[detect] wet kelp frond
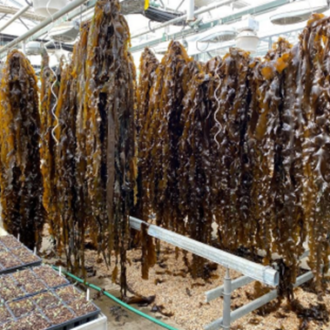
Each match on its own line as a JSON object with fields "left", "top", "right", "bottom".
{"left": 39, "top": 1, "right": 136, "bottom": 294}
{"left": 134, "top": 48, "right": 159, "bottom": 223}
{"left": 136, "top": 14, "right": 330, "bottom": 294}
{"left": 299, "top": 14, "right": 330, "bottom": 290}
{"left": 54, "top": 62, "right": 77, "bottom": 268}
{"left": 71, "top": 21, "right": 91, "bottom": 275}
{"left": 148, "top": 41, "right": 195, "bottom": 233}
{"left": 85, "top": 0, "right": 136, "bottom": 295}
{"left": 0, "top": 50, "right": 45, "bottom": 250}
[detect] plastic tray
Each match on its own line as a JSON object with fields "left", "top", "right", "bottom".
{"left": 11, "top": 269, "right": 48, "bottom": 298}
{"left": 46, "top": 303, "right": 100, "bottom": 330}
{"left": 31, "top": 265, "right": 70, "bottom": 290}
{"left": 0, "top": 239, "right": 42, "bottom": 275}
{"left": 5, "top": 291, "right": 101, "bottom": 330}
{"left": 0, "top": 303, "right": 15, "bottom": 326}
{"left": 0, "top": 265, "right": 69, "bottom": 303}
{"left": 0, "top": 235, "right": 24, "bottom": 250}
{"left": 0, "top": 259, "right": 42, "bottom": 275}
{"left": 48, "top": 285, "right": 101, "bottom": 330}
{"left": 0, "top": 273, "right": 29, "bottom": 302}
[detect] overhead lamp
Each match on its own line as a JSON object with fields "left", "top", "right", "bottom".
{"left": 25, "top": 41, "right": 43, "bottom": 56}
{"left": 196, "top": 25, "right": 237, "bottom": 43}
{"left": 33, "top": 0, "right": 69, "bottom": 17}
{"left": 236, "top": 15, "right": 260, "bottom": 53}
{"left": 236, "top": 30, "right": 259, "bottom": 53}
{"left": 270, "top": 0, "right": 329, "bottom": 25}
{"left": 48, "top": 21, "right": 80, "bottom": 43}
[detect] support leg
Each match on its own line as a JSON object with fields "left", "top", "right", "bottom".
{"left": 222, "top": 268, "right": 231, "bottom": 329}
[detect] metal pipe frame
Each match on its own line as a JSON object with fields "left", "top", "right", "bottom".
{"left": 0, "top": 0, "right": 91, "bottom": 57}
{"left": 130, "top": 0, "right": 290, "bottom": 53}
{"left": 206, "top": 248, "right": 311, "bottom": 303}
{"left": 222, "top": 269, "right": 231, "bottom": 330}
{"left": 187, "top": 0, "right": 195, "bottom": 22}
{"left": 204, "top": 271, "right": 314, "bottom": 330}
{"left": 26, "top": 0, "right": 96, "bottom": 43}
{"left": 0, "top": 4, "right": 44, "bottom": 21}
{"left": 130, "top": 217, "right": 279, "bottom": 287}
{"left": 0, "top": 4, "right": 30, "bottom": 33}
{"left": 131, "top": 0, "right": 234, "bottom": 39}
{"left": 206, "top": 275, "right": 253, "bottom": 303}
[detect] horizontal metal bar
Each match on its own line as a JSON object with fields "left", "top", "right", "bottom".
{"left": 29, "top": 0, "right": 97, "bottom": 42}
{"left": 130, "top": 0, "right": 290, "bottom": 53}
{"left": 205, "top": 276, "right": 253, "bottom": 303}
{"left": 0, "top": 4, "right": 45, "bottom": 21}
{"left": 204, "top": 271, "right": 314, "bottom": 330}
{"left": 205, "top": 249, "right": 310, "bottom": 303}
{"left": 0, "top": 0, "right": 89, "bottom": 57}
{"left": 131, "top": 0, "right": 233, "bottom": 39}
{"left": 0, "top": 5, "right": 29, "bottom": 34}
{"left": 129, "top": 217, "right": 279, "bottom": 287}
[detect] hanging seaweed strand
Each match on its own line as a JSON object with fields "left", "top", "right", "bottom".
{"left": 0, "top": 50, "right": 45, "bottom": 250}
{"left": 85, "top": 0, "right": 137, "bottom": 296}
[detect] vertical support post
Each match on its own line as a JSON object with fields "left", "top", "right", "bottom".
{"left": 187, "top": 0, "right": 195, "bottom": 22}
{"left": 222, "top": 268, "right": 231, "bottom": 329}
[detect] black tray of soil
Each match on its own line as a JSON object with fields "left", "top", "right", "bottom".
{"left": 55, "top": 285, "right": 85, "bottom": 303}
{"left": 0, "top": 245, "right": 8, "bottom": 254}
{"left": 44, "top": 304, "right": 76, "bottom": 330}
{"left": 32, "top": 266, "right": 69, "bottom": 289}
{"left": 0, "top": 252, "right": 23, "bottom": 275}
{"left": 0, "top": 304, "right": 14, "bottom": 325}
{"left": 46, "top": 298, "right": 100, "bottom": 330}
{"left": 7, "top": 297, "right": 38, "bottom": 318}
{"left": 32, "top": 292, "right": 62, "bottom": 310}
{"left": 0, "top": 285, "right": 100, "bottom": 330}
{"left": 0, "top": 247, "right": 41, "bottom": 275}
{"left": 0, "top": 275, "right": 26, "bottom": 302}
{"left": 0, "top": 235, "right": 22, "bottom": 250}
{"left": 11, "top": 246, "right": 41, "bottom": 266}
{"left": 12, "top": 269, "right": 47, "bottom": 296}
{"left": 4, "top": 311, "right": 51, "bottom": 330}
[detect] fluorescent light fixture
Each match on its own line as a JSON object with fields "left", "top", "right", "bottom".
{"left": 196, "top": 25, "right": 237, "bottom": 43}
{"left": 48, "top": 21, "right": 80, "bottom": 43}
{"left": 270, "top": 0, "right": 329, "bottom": 25}
{"left": 236, "top": 15, "right": 259, "bottom": 53}
{"left": 236, "top": 30, "right": 259, "bottom": 53}
{"left": 33, "top": 0, "right": 69, "bottom": 17}
{"left": 25, "top": 41, "right": 43, "bottom": 56}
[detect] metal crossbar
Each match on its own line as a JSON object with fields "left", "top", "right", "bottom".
{"left": 129, "top": 217, "right": 278, "bottom": 287}
{"left": 129, "top": 217, "right": 315, "bottom": 330}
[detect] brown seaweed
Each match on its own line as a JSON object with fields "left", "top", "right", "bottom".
{"left": 85, "top": 0, "right": 136, "bottom": 296}
{"left": 0, "top": 50, "right": 45, "bottom": 249}
{"left": 135, "top": 14, "right": 330, "bottom": 293}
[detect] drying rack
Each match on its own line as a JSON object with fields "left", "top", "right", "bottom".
{"left": 129, "top": 217, "right": 313, "bottom": 330}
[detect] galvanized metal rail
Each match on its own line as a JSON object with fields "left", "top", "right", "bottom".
{"left": 130, "top": 216, "right": 279, "bottom": 287}
{"left": 0, "top": 0, "right": 94, "bottom": 57}
{"left": 204, "top": 271, "right": 313, "bottom": 330}
{"left": 129, "top": 216, "right": 314, "bottom": 330}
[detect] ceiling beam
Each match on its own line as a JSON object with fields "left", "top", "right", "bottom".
{"left": 130, "top": 0, "right": 290, "bottom": 52}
